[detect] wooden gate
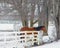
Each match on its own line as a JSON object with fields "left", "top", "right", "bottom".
{"left": 0, "top": 31, "right": 43, "bottom": 48}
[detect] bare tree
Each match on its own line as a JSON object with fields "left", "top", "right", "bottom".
{"left": 47, "top": 0, "right": 59, "bottom": 39}
{"left": 9, "top": 0, "right": 51, "bottom": 28}
{"left": 20, "top": 0, "right": 48, "bottom": 27}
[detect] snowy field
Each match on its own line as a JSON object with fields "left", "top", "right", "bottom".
{"left": 31, "top": 40, "right": 60, "bottom": 48}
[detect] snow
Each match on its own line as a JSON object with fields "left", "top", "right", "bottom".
{"left": 31, "top": 40, "right": 60, "bottom": 48}
{"left": 47, "top": 21, "right": 57, "bottom": 41}
{"left": 42, "top": 36, "right": 51, "bottom": 43}
{"left": 0, "top": 24, "right": 14, "bottom": 30}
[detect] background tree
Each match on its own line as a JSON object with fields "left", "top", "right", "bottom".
{"left": 20, "top": 0, "right": 48, "bottom": 27}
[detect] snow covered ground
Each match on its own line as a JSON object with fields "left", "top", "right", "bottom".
{"left": 31, "top": 40, "right": 60, "bottom": 48}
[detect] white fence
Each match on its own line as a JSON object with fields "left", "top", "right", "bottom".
{"left": 0, "top": 31, "right": 43, "bottom": 48}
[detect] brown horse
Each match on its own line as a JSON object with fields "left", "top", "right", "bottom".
{"left": 20, "top": 26, "right": 47, "bottom": 33}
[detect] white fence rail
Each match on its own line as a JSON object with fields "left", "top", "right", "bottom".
{"left": 0, "top": 31, "right": 43, "bottom": 48}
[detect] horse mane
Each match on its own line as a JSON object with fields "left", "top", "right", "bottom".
{"left": 34, "top": 26, "right": 45, "bottom": 31}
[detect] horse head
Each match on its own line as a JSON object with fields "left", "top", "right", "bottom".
{"left": 34, "top": 26, "right": 47, "bottom": 33}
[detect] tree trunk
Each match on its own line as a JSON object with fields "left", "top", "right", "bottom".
{"left": 21, "top": 0, "right": 28, "bottom": 27}
{"left": 57, "top": 0, "right": 60, "bottom": 39}
{"left": 30, "top": 3, "right": 35, "bottom": 27}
